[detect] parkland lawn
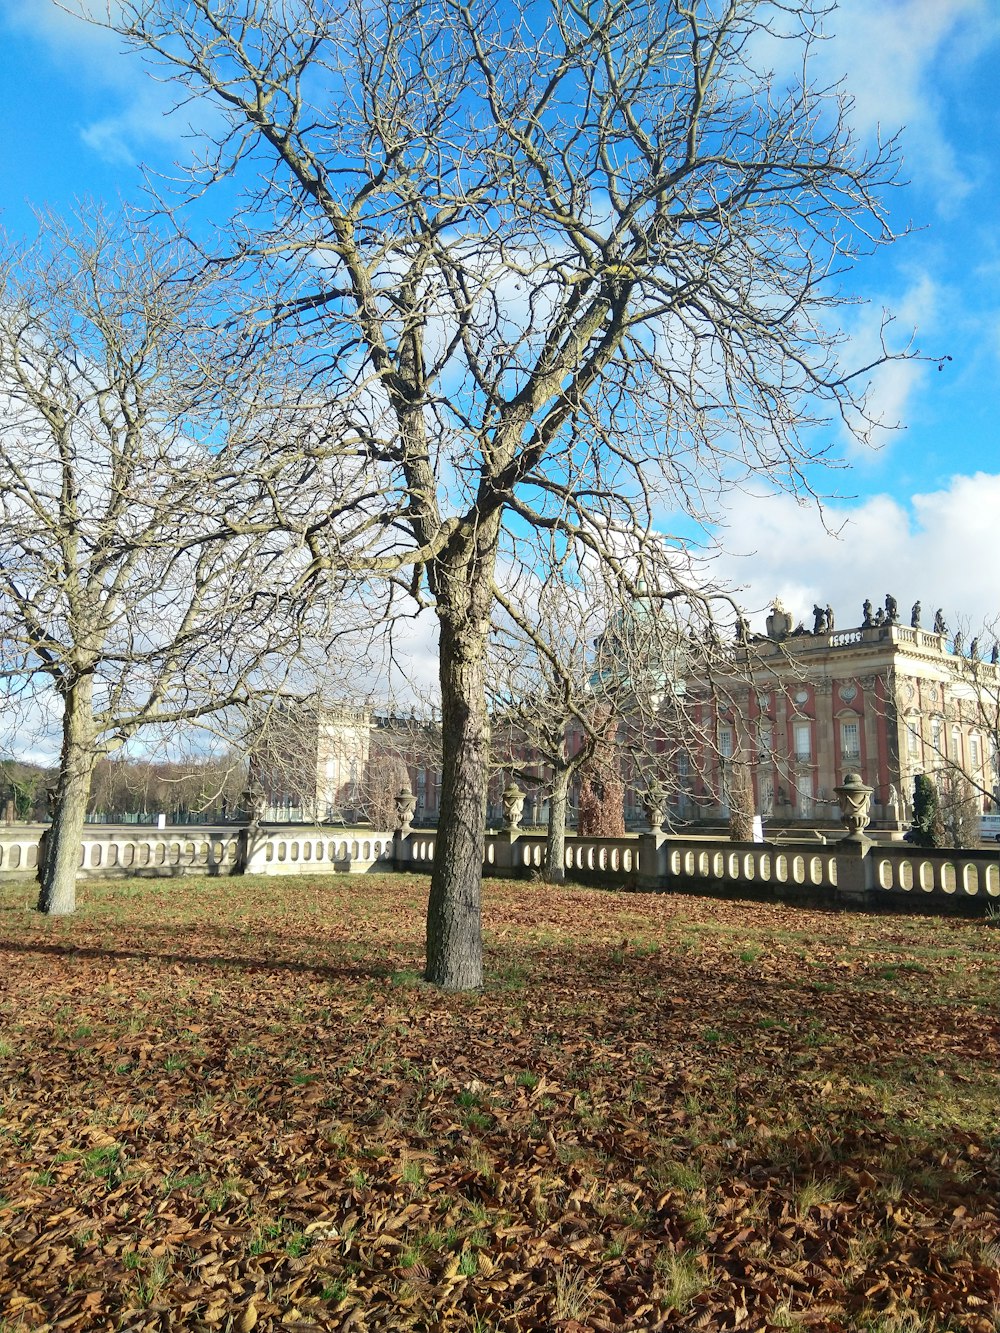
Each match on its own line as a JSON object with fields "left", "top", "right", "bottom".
{"left": 0, "top": 874, "right": 998, "bottom": 1331}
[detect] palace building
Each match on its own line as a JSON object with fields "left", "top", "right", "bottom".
{"left": 678, "top": 600, "right": 999, "bottom": 828}
{"left": 248, "top": 599, "right": 998, "bottom": 833}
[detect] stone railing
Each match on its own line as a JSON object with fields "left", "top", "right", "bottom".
{"left": 0, "top": 824, "right": 45, "bottom": 879}
{"left": 870, "top": 845, "right": 1000, "bottom": 899}
{"left": 0, "top": 823, "right": 244, "bottom": 881}
{"left": 2, "top": 819, "right": 998, "bottom": 914}
{"left": 242, "top": 828, "right": 395, "bottom": 875}
{"left": 0, "top": 823, "right": 393, "bottom": 882}
{"left": 646, "top": 836, "right": 1000, "bottom": 906}
{"left": 661, "top": 840, "right": 839, "bottom": 893}
{"left": 400, "top": 830, "right": 643, "bottom": 885}
{"left": 395, "top": 825, "right": 995, "bottom": 908}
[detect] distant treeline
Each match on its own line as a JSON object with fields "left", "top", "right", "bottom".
{"left": 0, "top": 760, "right": 53, "bottom": 820}
{"left": 1, "top": 756, "right": 247, "bottom": 821}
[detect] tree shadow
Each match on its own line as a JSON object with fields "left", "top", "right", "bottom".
{"left": 0, "top": 936, "right": 391, "bottom": 983}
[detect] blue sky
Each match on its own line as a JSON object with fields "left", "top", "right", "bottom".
{"left": 3, "top": 0, "right": 1000, "bottom": 645}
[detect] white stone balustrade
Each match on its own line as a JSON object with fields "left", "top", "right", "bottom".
{"left": 2, "top": 822, "right": 998, "bottom": 911}
{"left": 242, "top": 829, "right": 395, "bottom": 875}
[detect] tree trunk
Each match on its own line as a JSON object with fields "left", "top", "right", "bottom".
{"left": 425, "top": 605, "right": 491, "bottom": 989}
{"left": 37, "top": 678, "right": 96, "bottom": 916}
{"left": 424, "top": 519, "right": 501, "bottom": 992}
{"left": 545, "top": 765, "right": 570, "bottom": 883}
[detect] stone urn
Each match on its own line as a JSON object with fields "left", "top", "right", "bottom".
{"left": 502, "top": 781, "right": 525, "bottom": 832}
{"left": 241, "top": 782, "right": 267, "bottom": 827}
{"left": 645, "top": 785, "right": 667, "bottom": 834}
{"left": 834, "top": 772, "right": 873, "bottom": 841}
{"left": 394, "top": 783, "right": 417, "bottom": 834}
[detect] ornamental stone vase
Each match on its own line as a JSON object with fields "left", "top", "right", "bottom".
{"left": 834, "top": 772, "right": 873, "bottom": 842}
{"left": 502, "top": 782, "right": 525, "bottom": 832}
{"left": 241, "top": 782, "right": 267, "bottom": 827}
{"left": 395, "top": 784, "right": 417, "bottom": 834}
{"left": 645, "top": 788, "right": 666, "bottom": 834}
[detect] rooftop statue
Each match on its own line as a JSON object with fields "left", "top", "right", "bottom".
{"left": 910, "top": 601, "right": 921, "bottom": 628}
{"left": 826, "top": 604, "right": 835, "bottom": 632}
{"left": 862, "top": 598, "right": 874, "bottom": 628}
{"left": 884, "top": 593, "right": 898, "bottom": 625}
{"left": 934, "top": 608, "right": 947, "bottom": 635}
{"left": 766, "top": 600, "right": 792, "bottom": 641}
{"left": 812, "top": 604, "right": 827, "bottom": 634}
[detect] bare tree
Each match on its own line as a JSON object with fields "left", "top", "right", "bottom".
{"left": 577, "top": 706, "right": 626, "bottom": 838}
{"left": 87, "top": 751, "right": 246, "bottom": 820}
{"left": 81, "top": 0, "right": 909, "bottom": 986}
{"left": 0, "top": 212, "right": 370, "bottom": 914}
{"left": 489, "top": 558, "right": 708, "bottom": 876}
{"left": 727, "top": 759, "right": 756, "bottom": 842}
{"left": 244, "top": 696, "right": 375, "bottom": 821}
{"left": 942, "top": 632, "right": 1000, "bottom": 810}
{"left": 366, "top": 706, "right": 444, "bottom": 826}
{"left": 938, "top": 772, "right": 980, "bottom": 851}
{"left": 488, "top": 569, "right": 606, "bottom": 881}
{"left": 361, "top": 750, "right": 411, "bottom": 830}
{"left": 891, "top": 625, "right": 1000, "bottom": 816}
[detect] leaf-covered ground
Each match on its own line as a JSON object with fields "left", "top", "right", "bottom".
{"left": 1, "top": 874, "right": 999, "bottom": 1332}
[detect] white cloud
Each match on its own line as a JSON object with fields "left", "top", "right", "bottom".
{"left": 816, "top": 0, "right": 1000, "bottom": 209}
{"left": 713, "top": 472, "right": 1000, "bottom": 636}
{"left": 79, "top": 87, "right": 183, "bottom": 164}
{"left": 4, "top": 1, "right": 207, "bottom": 165}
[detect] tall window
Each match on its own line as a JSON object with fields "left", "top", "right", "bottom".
{"left": 951, "top": 726, "right": 961, "bottom": 763}
{"left": 906, "top": 719, "right": 920, "bottom": 759}
{"left": 931, "top": 717, "right": 943, "bottom": 755}
{"left": 793, "top": 722, "right": 811, "bottom": 761}
{"left": 758, "top": 723, "right": 773, "bottom": 756}
{"left": 840, "top": 718, "right": 860, "bottom": 761}
{"left": 719, "top": 727, "right": 734, "bottom": 759}
{"left": 971, "top": 734, "right": 981, "bottom": 770}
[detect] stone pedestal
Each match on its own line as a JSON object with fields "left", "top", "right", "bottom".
{"left": 835, "top": 838, "right": 872, "bottom": 905}
{"left": 490, "top": 829, "right": 523, "bottom": 875}
{"left": 392, "top": 828, "right": 415, "bottom": 870}
{"left": 239, "top": 825, "right": 269, "bottom": 874}
{"left": 636, "top": 831, "right": 668, "bottom": 892}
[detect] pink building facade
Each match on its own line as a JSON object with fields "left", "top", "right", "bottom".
{"left": 681, "top": 607, "right": 998, "bottom": 827}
